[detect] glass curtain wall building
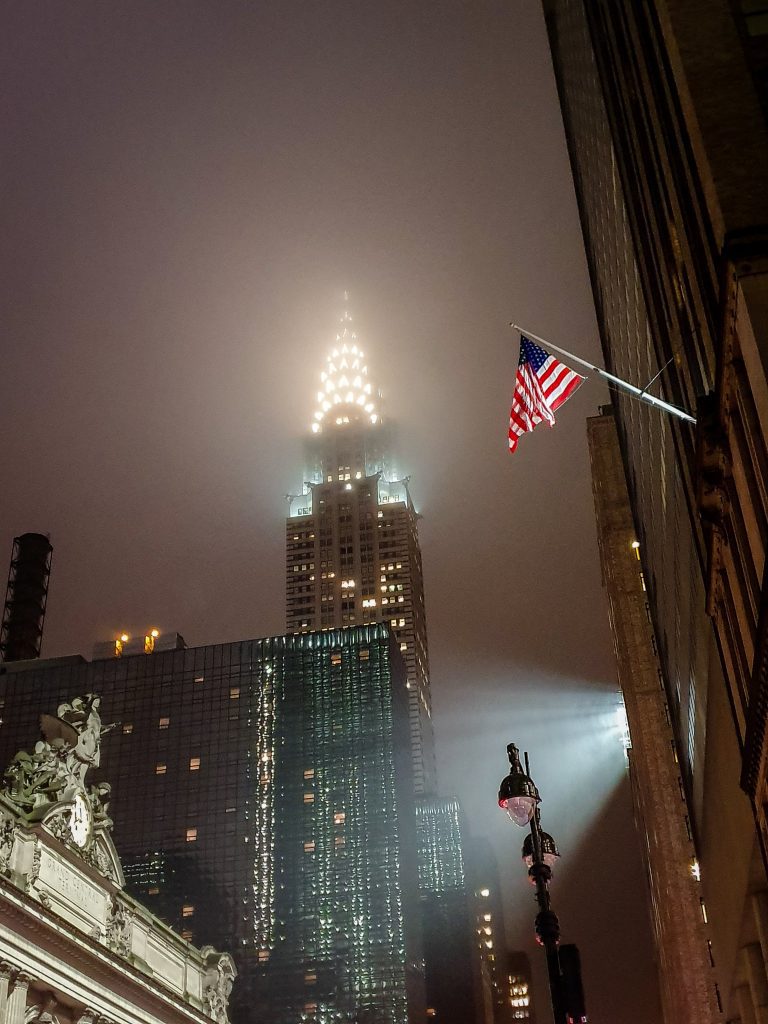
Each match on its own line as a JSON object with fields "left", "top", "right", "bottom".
{"left": 286, "top": 305, "right": 436, "bottom": 796}
{"left": 0, "top": 626, "right": 424, "bottom": 1024}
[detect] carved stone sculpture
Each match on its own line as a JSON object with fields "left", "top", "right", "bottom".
{"left": 2, "top": 695, "right": 115, "bottom": 818}
{"left": 0, "top": 817, "right": 15, "bottom": 873}
{"left": 105, "top": 898, "right": 132, "bottom": 958}
{"left": 201, "top": 949, "right": 237, "bottom": 1024}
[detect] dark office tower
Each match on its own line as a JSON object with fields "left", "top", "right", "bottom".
{"left": 415, "top": 798, "right": 489, "bottom": 1024}
{"left": 466, "top": 838, "right": 515, "bottom": 1024}
{"left": 506, "top": 954, "right": 534, "bottom": 1024}
{"left": 543, "top": 2, "right": 768, "bottom": 1019}
{"left": 0, "top": 626, "right": 425, "bottom": 1024}
{"left": 0, "top": 533, "right": 52, "bottom": 662}
{"left": 286, "top": 303, "right": 436, "bottom": 796}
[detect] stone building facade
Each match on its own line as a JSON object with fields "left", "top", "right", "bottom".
{"left": 588, "top": 410, "right": 719, "bottom": 1022}
{"left": 0, "top": 692, "right": 234, "bottom": 1024}
{"left": 543, "top": 2, "right": 768, "bottom": 1019}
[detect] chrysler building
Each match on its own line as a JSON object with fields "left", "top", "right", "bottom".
{"left": 286, "top": 303, "right": 436, "bottom": 795}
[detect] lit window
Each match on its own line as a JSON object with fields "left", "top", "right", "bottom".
{"left": 330, "top": 652, "right": 342, "bottom": 666}
{"left": 304, "top": 841, "right": 315, "bottom": 852}
{"left": 359, "top": 649, "right": 370, "bottom": 659}
{"left": 147, "top": 886, "right": 159, "bottom": 895}
{"left": 186, "top": 827, "right": 197, "bottom": 842}
{"left": 159, "top": 716, "right": 170, "bottom": 729}
{"left": 230, "top": 687, "right": 240, "bottom": 699}
{"left": 483, "top": 913, "right": 491, "bottom": 922}
{"left": 182, "top": 904, "right": 194, "bottom": 917}
{"left": 334, "top": 811, "right": 346, "bottom": 825}
{"left": 194, "top": 675, "right": 204, "bottom": 683}
{"left": 122, "top": 723, "right": 133, "bottom": 735}
{"left": 335, "top": 836, "right": 346, "bottom": 848}
{"left": 400, "top": 642, "right": 407, "bottom": 651}
{"left": 304, "top": 793, "right": 315, "bottom": 803}
{"left": 181, "top": 929, "right": 193, "bottom": 942}
{"left": 155, "top": 763, "right": 167, "bottom": 775}
{"left": 189, "top": 757, "right": 201, "bottom": 771}
{"left": 304, "top": 768, "right": 315, "bottom": 780}
{"left": 305, "top": 972, "right": 317, "bottom": 984}
{"left": 258, "top": 949, "right": 270, "bottom": 962}
{"left": 479, "top": 888, "right": 490, "bottom": 897}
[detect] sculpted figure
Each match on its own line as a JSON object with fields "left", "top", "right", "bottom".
{"left": 2, "top": 694, "right": 116, "bottom": 811}
{"left": 44, "top": 694, "right": 116, "bottom": 787}
{"left": 201, "top": 950, "right": 237, "bottom": 1024}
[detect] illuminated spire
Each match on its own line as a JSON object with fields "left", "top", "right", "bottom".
{"left": 311, "top": 298, "right": 380, "bottom": 433}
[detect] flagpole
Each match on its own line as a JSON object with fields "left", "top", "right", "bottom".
{"left": 509, "top": 323, "right": 697, "bottom": 426}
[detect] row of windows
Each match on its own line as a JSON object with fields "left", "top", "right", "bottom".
{"left": 155, "top": 757, "right": 200, "bottom": 774}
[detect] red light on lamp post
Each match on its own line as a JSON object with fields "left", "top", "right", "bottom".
{"left": 498, "top": 743, "right": 540, "bottom": 825}
{"left": 498, "top": 742, "right": 587, "bottom": 1024}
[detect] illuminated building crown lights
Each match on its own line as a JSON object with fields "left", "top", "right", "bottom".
{"left": 311, "top": 309, "right": 380, "bottom": 433}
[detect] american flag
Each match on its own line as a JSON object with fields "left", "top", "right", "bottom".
{"left": 508, "top": 336, "right": 584, "bottom": 452}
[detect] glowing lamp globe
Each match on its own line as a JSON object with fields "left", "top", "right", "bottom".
{"left": 500, "top": 793, "right": 537, "bottom": 826}
{"left": 498, "top": 744, "right": 540, "bottom": 826}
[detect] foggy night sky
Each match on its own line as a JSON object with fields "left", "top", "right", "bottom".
{"left": 2, "top": 4, "right": 661, "bottom": 1021}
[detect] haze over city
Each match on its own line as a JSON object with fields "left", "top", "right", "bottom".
{"left": 1, "top": 3, "right": 699, "bottom": 1022}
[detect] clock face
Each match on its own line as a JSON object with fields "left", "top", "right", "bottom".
{"left": 70, "top": 792, "right": 92, "bottom": 848}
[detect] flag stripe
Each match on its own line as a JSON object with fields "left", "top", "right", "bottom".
{"left": 508, "top": 336, "right": 584, "bottom": 453}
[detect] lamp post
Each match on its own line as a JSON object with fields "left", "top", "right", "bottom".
{"left": 498, "top": 743, "right": 587, "bottom": 1024}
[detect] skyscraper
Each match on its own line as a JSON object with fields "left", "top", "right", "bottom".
{"left": 466, "top": 838, "right": 518, "bottom": 1024}
{"left": 506, "top": 954, "right": 534, "bottom": 1024}
{"left": 286, "top": 304, "right": 436, "bottom": 795}
{"left": 415, "top": 798, "right": 489, "bottom": 1024}
{"left": 0, "top": 626, "right": 424, "bottom": 1024}
{"left": 543, "top": 1, "right": 768, "bottom": 1018}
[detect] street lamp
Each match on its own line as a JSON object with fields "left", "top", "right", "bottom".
{"left": 498, "top": 743, "right": 587, "bottom": 1024}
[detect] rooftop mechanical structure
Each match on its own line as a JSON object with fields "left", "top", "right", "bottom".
{"left": 0, "top": 532, "right": 52, "bottom": 662}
